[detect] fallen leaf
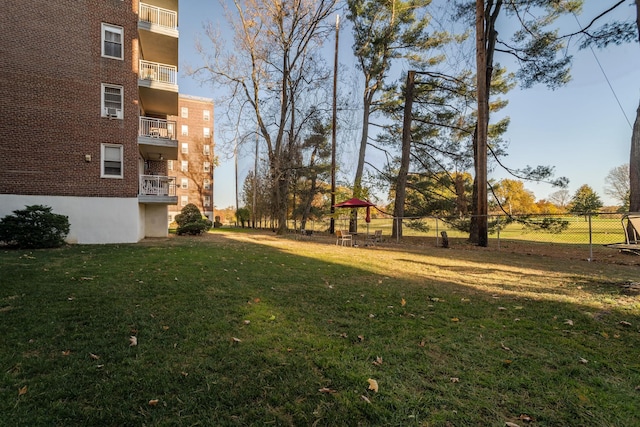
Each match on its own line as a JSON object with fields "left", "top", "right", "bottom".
{"left": 62, "top": 350, "right": 71, "bottom": 356}
{"left": 232, "top": 337, "right": 242, "bottom": 343}
{"left": 18, "top": 386, "right": 27, "bottom": 396}
{"left": 501, "top": 342, "right": 511, "bottom": 351}
{"left": 450, "top": 377, "right": 459, "bottom": 383}
{"left": 148, "top": 399, "right": 159, "bottom": 406}
{"left": 357, "top": 335, "right": 365, "bottom": 342}
{"left": 518, "top": 414, "right": 534, "bottom": 422}
{"left": 89, "top": 353, "right": 100, "bottom": 360}
{"left": 418, "top": 340, "right": 426, "bottom": 347}
{"left": 505, "top": 422, "right": 521, "bottom": 427}
{"left": 451, "top": 317, "right": 459, "bottom": 322}
{"left": 498, "top": 307, "right": 507, "bottom": 311}
{"left": 619, "top": 321, "right": 632, "bottom": 327}
{"left": 372, "top": 356, "right": 383, "bottom": 366}
{"left": 243, "top": 320, "right": 251, "bottom": 325}
{"left": 564, "top": 319, "right": 574, "bottom": 326}
{"left": 600, "top": 331, "right": 609, "bottom": 339}
{"left": 367, "top": 378, "right": 379, "bottom": 392}
{"left": 401, "top": 298, "right": 406, "bottom": 307}
{"left": 361, "top": 395, "right": 371, "bottom": 403}
{"left": 181, "top": 371, "right": 188, "bottom": 377}
{"left": 340, "top": 332, "right": 348, "bottom": 338}
{"left": 579, "top": 357, "right": 588, "bottom": 364}
{"left": 162, "top": 325, "right": 170, "bottom": 331}
{"left": 318, "top": 387, "right": 337, "bottom": 394}
{"left": 269, "top": 315, "right": 276, "bottom": 321}
{"left": 369, "top": 314, "right": 375, "bottom": 318}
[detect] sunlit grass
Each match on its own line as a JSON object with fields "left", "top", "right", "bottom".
{"left": 1, "top": 231, "right": 639, "bottom": 426}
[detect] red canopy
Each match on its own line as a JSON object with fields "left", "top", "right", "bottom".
{"left": 333, "top": 198, "right": 375, "bottom": 208}
{"left": 333, "top": 198, "right": 376, "bottom": 223}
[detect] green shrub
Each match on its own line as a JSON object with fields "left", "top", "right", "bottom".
{"left": 175, "top": 204, "right": 212, "bottom": 235}
{"left": 0, "top": 205, "right": 70, "bottom": 249}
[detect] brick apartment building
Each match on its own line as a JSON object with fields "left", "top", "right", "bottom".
{"left": 0, "top": 0, "right": 200, "bottom": 244}
{"left": 167, "top": 95, "right": 215, "bottom": 224}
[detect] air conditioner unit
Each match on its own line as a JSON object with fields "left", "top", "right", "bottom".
{"left": 106, "top": 108, "right": 120, "bottom": 118}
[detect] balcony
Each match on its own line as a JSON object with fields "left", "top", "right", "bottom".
{"left": 138, "top": 2, "right": 178, "bottom": 67}
{"left": 138, "top": 60, "right": 178, "bottom": 115}
{"left": 138, "top": 117, "right": 178, "bottom": 160}
{"left": 138, "top": 175, "right": 178, "bottom": 204}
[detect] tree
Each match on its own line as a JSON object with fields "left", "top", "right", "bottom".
{"left": 568, "top": 184, "right": 603, "bottom": 216}
{"left": 492, "top": 179, "right": 538, "bottom": 215}
{"left": 574, "top": 2, "right": 639, "bottom": 212}
{"left": 346, "top": 0, "right": 448, "bottom": 202}
{"left": 190, "top": 0, "right": 337, "bottom": 234}
{"left": 235, "top": 207, "right": 251, "bottom": 228}
{"left": 604, "top": 163, "right": 630, "bottom": 209}
{"left": 457, "top": 0, "right": 579, "bottom": 245}
{"left": 548, "top": 189, "right": 571, "bottom": 210}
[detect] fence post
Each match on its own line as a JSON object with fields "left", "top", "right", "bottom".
{"left": 496, "top": 215, "right": 500, "bottom": 250}
{"left": 588, "top": 213, "right": 593, "bottom": 262}
{"left": 435, "top": 216, "right": 439, "bottom": 247}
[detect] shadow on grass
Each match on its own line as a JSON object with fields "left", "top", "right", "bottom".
{"left": 1, "top": 231, "right": 639, "bottom": 426}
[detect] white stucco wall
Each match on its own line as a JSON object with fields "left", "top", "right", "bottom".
{"left": 0, "top": 195, "right": 143, "bottom": 244}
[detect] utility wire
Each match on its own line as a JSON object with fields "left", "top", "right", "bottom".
{"left": 573, "top": 13, "right": 633, "bottom": 129}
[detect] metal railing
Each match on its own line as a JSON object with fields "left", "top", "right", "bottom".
{"left": 139, "top": 3, "right": 177, "bottom": 30}
{"left": 139, "top": 117, "right": 176, "bottom": 139}
{"left": 139, "top": 60, "right": 177, "bottom": 85}
{"left": 139, "top": 175, "right": 176, "bottom": 197}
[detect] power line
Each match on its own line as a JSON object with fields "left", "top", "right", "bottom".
{"left": 573, "top": 13, "right": 633, "bottom": 129}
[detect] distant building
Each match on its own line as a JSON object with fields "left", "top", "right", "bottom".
{"left": 168, "top": 95, "right": 215, "bottom": 224}
{"left": 0, "top": 1, "right": 188, "bottom": 244}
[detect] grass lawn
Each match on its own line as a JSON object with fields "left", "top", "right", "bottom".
{"left": 1, "top": 230, "right": 639, "bottom": 426}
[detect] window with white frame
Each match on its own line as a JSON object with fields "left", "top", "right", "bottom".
{"left": 167, "top": 160, "right": 173, "bottom": 171}
{"left": 101, "top": 144, "right": 123, "bottom": 178}
{"left": 101, "top": 84, "right": 123, "bottom": 119}
{"left": 181, "top": 195, "right": 188, "bottom": 206}
{"left": 181, "top": 107, "right": 188, "bottom": 118}
{"left": 181, "top": 143, "right": 188, "bottom": 154}
{"left": 101, "top": 23, "right": 123, "bottom": 59}
{"left": 203, "top": 178, "right": 210, "bottom": 190}
{"left": 203, "top": 109, "right": 210, "bottom": 121}
{"left": 203, "top": 161, "right": 210, "bottom": 173}
{"left": 181, "top": 178, "right": 188, "bottom": 189}
{"left": 203, "top": 127, "right": 210, "bottom": 138}
{"left": 204, "top": 196, "right": 211, "bottom": 207}
{"left": 181, "top": 160, "right": 188, "bottom": 172}
{"left": 203, "top": 144, "right": 211, "bottom": 156}
{"left": 181, "top": 125, "right": 188, "bottom": 136}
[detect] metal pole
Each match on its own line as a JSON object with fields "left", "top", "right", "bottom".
{"left": 588, "top": 213, "right": 593, "bottom": 262}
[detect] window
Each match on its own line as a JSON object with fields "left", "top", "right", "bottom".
{"left": 203, "top": 127, "right": 210, "bottom": 138}
{"left": 181, "top": 107, "right": 188, "bottom": 118}
{"left": 101, "top": 144, "right": 123, "bottom": 178}
{"left": 181, "top": 143, "right": 188, "bottom": 154}
{"left": 181, "top": 160, "right": 188, "bottom": 172}
{"left": 203, "top": 145, "right": 211, "bottom": 156}
{"left": 204, "top": 196, "right": 211, "bottom": 207}
{"left": 101, "top": 84, "right": 123, "bottom": 119}
{"left": 203, "top": 161, "right": 211, "bottom": 173}
{"left": 181, "top": 178, "right": 188, "bottom": 189}
{"left": 181, "top": 196, "right": 188, "bottom": 206}
{"left": 181, "top": 125, "right": 188, "bottom": 136}
{"left": 102, "top": 23, "right": 123, "bottom": 59}
{"left": 167, "top": 160, "right": 173, "bottom": 171}
{"left": 203, "top": 178, "right": 210, "bottom": 190}
{"left": 203, "top": 110, "right": 210, "bottom": 121}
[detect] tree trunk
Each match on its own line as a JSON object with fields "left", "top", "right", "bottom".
{"left": 392, "top": 70, "right": 415, "bottom": 239}
{"left": 474, "top": 0, "right": 489, "bottom": 246}
{"left": 630, "top": 103, "right": 640, "bottom": 212}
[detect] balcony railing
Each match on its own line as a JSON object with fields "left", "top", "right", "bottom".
{"left": 139, "top": 117, "right": 176, "bottom": 139}
{"left": 139, "top": 175, "right": 176, "bottom": 197}
{"left": 139, "top": 3, "right": 177, "bottom": 30}
{"left": 139, "top": 60, "right": 177, "bottom": 85}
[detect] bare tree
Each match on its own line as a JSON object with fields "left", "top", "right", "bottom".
{"left": 189, "top": 0, "right": 337, "bottom": 233}
{"left": 604, "top": 163, "right": 630, "bottom": 208}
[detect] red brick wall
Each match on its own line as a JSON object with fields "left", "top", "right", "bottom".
{"left": 168, "top": 96, "right": 215, "bottom": 218}
{"left": 0, "top": 0, "right": 139, "bottom": 197}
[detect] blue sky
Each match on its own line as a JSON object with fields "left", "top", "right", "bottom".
{"left": 176, "top": 1, "right": 640, "bottom": 209}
